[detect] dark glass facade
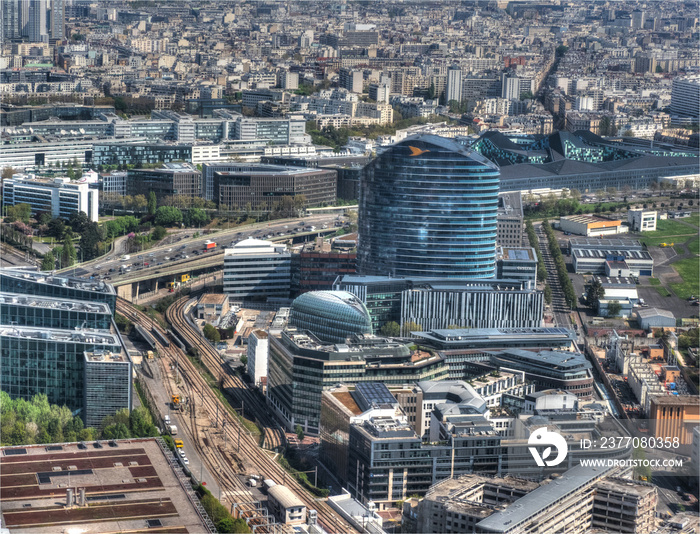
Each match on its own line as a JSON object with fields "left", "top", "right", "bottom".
{"left": 93, "top": 143, "right": 192, "bottom": 167}
{"left": 359, "top": 135, "right": 500, "bottom": 278}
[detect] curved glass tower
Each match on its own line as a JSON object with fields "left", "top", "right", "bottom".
{"left": 358, "top": 134, "right": 500, "bottom": 278}
{"left": 289, "top": 291, "right": 373, "bottom": 343}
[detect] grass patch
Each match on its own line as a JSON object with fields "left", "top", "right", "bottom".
{"left": 649, "top": 278, "right": 661, "bottom": 286}
{"left": 670, "top": 257, "right": 700, "bottom": 299}
{"left": 684, "top": 213, "right": 699, "bottom": 228}
{"left": 639, "top": 218, "right": 699, "bottom": 241}
{"left": 655, "top": 286, "right": 672, "bottom": 297}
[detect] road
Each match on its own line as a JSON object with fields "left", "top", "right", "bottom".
{"left": 535, "top": 222, "right": 572, "bottom": 328}
{"left": 71, "top": 213, "right": 345, "bottom": 283}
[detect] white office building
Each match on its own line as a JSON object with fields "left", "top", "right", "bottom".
{"left": 670, "top": 75, "right": 700, "bottom": 118}
{"left": 627, "top": 209, "right": 657, "bottom": 232}
{"left": 2, "top": 175, "right": 98, "bottom": 222}
{"left": 246, "top": 330, "right": 269, "bottom": 389}
{"left": 446, "top": 65, "right": 463, "bottom": 104}
{"left": 223, "top": 239, "right": 291, "bottom": 300}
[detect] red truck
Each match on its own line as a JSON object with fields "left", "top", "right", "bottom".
{"left": 204, "top": 240, "right": 217, "bottom": 251}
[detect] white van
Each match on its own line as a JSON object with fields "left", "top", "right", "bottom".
{"left": 121, "top": 255, "right": 131, "bottom": 261}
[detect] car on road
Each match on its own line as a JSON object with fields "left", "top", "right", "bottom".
{"left": 181, "top": 456, "right": 189, "bottom": 465}
{"left": 178, "top": 449, "right": 186, "bottom": 457}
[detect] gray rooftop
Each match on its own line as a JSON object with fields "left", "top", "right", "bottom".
{"left": 0, "top": 324, "right": 120, "bottom": 345}
{"left": 636, "top": 307, "right": 675, "bottom": 319}
{"left": 0, "top": 293, "right": 111, "bottom": 314}
{"left": 475, "top": 464, "right": 613, "bottom": 532}
{"left": 0, "top": 269, "right": 116, "bottom": 295}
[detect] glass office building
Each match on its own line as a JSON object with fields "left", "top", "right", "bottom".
{"left": 0, "top": 270, "right": 117, "bottom": 312}
{"left": 83, "top": 350, "right": 132, "bottom": 427}
{"left": 358, "top": 134, "right": 500, "bottom": 279}
{"left": 0, "top": 293, "right": 112, "bottom": 330}
{"left": 289, "top": 291, "right": 372, "bottom": 343}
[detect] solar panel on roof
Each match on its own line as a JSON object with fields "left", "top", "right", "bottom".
{"left": 4, "top": 448, "right": 27, "bottom": 456}
{"left": 355, "top": 382, "right": 396, "bottom": 405}
{"left": 146, "top": 519, "right": 163, "bottom": 528}
{"left": 46, "top": 445, "right": 63, "bottom": 451}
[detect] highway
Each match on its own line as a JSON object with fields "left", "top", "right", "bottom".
{"left": 68, "top": 213, "right": 346, "bottom": 284}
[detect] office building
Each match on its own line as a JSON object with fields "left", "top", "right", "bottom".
{"left": 83, "top": 349, "right": 132, "bottom": 427}
{"left": 496, "top": 191, "right": 524, "bottom": 247}
{"left": 2, "top": 0, "right": 20, "bottom": 40}
{"left": 0, "top": 270, "right": 117, "bottom": 312}
{"left": 223, "top": 239, "right": 291, "bottom": 301}
{"left": 293, "top": 240, "right": 357, "bottom": 294}
{"left": 289, "top": 291, "right": 372, "bottom": 343}
{"left": 2, "top": 175, "right": 98, "bottom": 222}
{"left": 628, "top": 209, "right": 657, "bottom": 232}
{"left": 247, "top": 330, "right": 268, "bottom": 389}
{"left": 484, "top": 349, "right": 594, "bottom": 398}
{"left": 0, "top": 325, "right": 127, "bottom": 422}
{"left": 212, "top": 164, "right": 336, "bottom": 211}
{"left": 49, "top": 0, "right": 64, "bottom": 40}
{"left": 471, "top": 130, "right": 699, "bottom": 193}
{"left": 670, "top": 75, "right": 700, "bottom": 118}
{"left": 267, "top": 329, "right": 446, "bottom": 435}
{"left": 358, "top": 135, "right": 500, "bottom": 279}
{"left": 446, "top": 65, "right": 463, "bottom": 103}
{"left": 496, "top": 247, "right": 537, "bottom": 289}
{"left": 414, "top": 327, "right": 576, "bottom": 353}
{"left": 100, "top": 171, "right": 128, "bottom": 196}
{"left": 368, "top": 82, "right": 390, "bottom": 103}
{"left": 92, "top": 142, "right": 193, "bottom": 167}
{"left": 126, "top": 163, "right": 202, "bottom": 201}
{"left": 334, "top": 275, "right": 543, "bottom": 334}
{"left": 0, "top": 439, "right": 213, "bottom": 534}
{"left": 28, "top": 0, "right": 47, "bottom": 42}
{"left": 339, "top": 68, "right": 363, "bottom": 93}
{"left": 195, "top": 294, "right": 230, "bottom": 324}
{"left": 419, "top": 464, "right": 656, "bottom": 534}
{"left": 649, "top": 395, "right": 700, "bottom": 445}
{"left": 0, "top": 293, "right": 112, "bottom": 330}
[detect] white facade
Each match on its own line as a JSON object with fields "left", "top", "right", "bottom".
{"left": 223, "top": 239, "right": 291, "bottom": 300}
{"left": 627, "top": 210, "right": 657, "bottom": 232}
{"left": 446, "top": 65, "right": 463, "bottom": 103}
{"left": 247, "top": 330, "right": 269, "bottom": 388}
{"left": 670, "top": 75, "right": 700, "bottom": 118}
{"left": 2, "top": 175, "right": 98, "bottom": 222}
{"left": 100, "top": 172, "right": 127, "bottom": 196}
{"left": 191, "top": 145, "right": 224, "bottom": 164}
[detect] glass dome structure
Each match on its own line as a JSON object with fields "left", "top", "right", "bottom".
{"left": 289, "top": 291, "right": 373, "bottom": 343}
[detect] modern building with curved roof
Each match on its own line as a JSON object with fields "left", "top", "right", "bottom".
{"left": 289, "top": 290, "right": 372, "bottom": 343}
{"left": 358, "top": 134, "right": 500, "bottom": 278}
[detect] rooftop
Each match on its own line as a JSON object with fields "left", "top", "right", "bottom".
{"left": 0, "top": 269, "right": 116, "bottom": 295}
{"left": 414, "top": 327, "right": 575, "bottom": 344}
{"left": 84, "top": 350, "right": 129, "bottom": 364}
{"left": 268, "top": 484, "right": 305, "bottom": 510}
{"left": 0, "top": 438, "right": 211, "bottom": 534}
{"left": 498, "top": 247, "right": 536, "bottom": 262}
{"left": 0, "top": 293, "right": 111, "bottom": 314}
{"left": 475, "top": 464, "right": 613, "bottom": 532}
{"left": 0, "top": 324, "right": 120, "bottom": 345}
{"left": 197, "top": 293, "right": 229, "bottom": 306}
{"left": 636, "top": 307, "right": 675, "bottom": 319}
{"left": 561, "top": 214, "right": 621, "bottom": 226}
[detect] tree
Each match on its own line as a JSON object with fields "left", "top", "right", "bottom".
{"left": 606, "top": 186, "right": 617, "bottom": 197}
{"left": 203, "top": 323, "right": 221, "bottom": 343}
{"left": 61, "top": 236, "right": 77, "bottom": 267}
{"left": 68, "top": 211, "right": 90, "bottom": 234}
{"left": 41, "top": 251, "right": 55, "bottom": 271}
{"left": 155, "top": 206, "right": 184, "bottom": 227}
{"left": 47, "top": 218, "right": 66, "bottom": 239}
{"left": 186, "top": 207, "right": 209, "bottom": 228}
{"left": 544, "top": 283, "right": 553, "bottom": 305}
{"left": 2, "top": 166, "right": 17, "bottom": 179}
{"left": 5, "top": 203, "right": 32, "bottom": 223}
{"left": 147, "top": 191, "right": 157, "bottom": 216}
{"left": 587, "top": 279, "right": 605, "bottom": 310}
{"left": 402, "top": 321, "right": 422, "bottom": 336}
{"left": 380, "top": 321, "right": 401, "bottom": 337}
{"left": 152, "top": 226, "right": 167, "bottom": 241}
{"left": 295, "top": 424, "right": 305, "bottom": 441}
{"left": 607, "top": 301, "right": 622, "bottom": 318}
{"left": 102, "top": 423, "right": 131, "bottom": 440}
{"left": 79, "top": 223, "right": 102, "bottom": 261}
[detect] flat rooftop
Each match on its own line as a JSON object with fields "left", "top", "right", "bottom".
{"left": 568, "top": 237, "right": 642, "bottom": 249}
{"left": 572, "top": 248, "right": 652, "bottom": 261}
{"left": 0, "top": 293, "right": 111, "bottom": 314}
{"left": 475, "top": 464, "right": 613, "bottom": 532}
{"left": 0, "top": 438, "right": 211, "bottom": 534}
{"left": 84, "top": 350, "right": 129, "bottom": 364}
{"left": 0, "top": 325, "right": 120, "bottom": 345}
{"left": 415, "top": 327, "right": 574, "bottom": 343}
{"left": 0, "top": 269, "right": 116, "bottom": 295}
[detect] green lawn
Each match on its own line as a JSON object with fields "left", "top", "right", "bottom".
{"left": 649, "top": 278, "right": 661, "bottom": 286}
{"left": 684, "top": 213, "right": 700, "bottom": 228}
{"left": 655, "top": 286, "right": 672, "bottom": 297}
{"left": 689, "top": 237, "right": 700, "bottom": 255}
{"left": 669, "top": 257, "right": 700, "bottom": 299}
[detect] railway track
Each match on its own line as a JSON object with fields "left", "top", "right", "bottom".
{"left": 117, "top": 298, "right": 357, "bottom": 534}
{"left": 165, "top": 296, "right": 286, "bottom": 451}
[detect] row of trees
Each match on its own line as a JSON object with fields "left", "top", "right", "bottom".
{"left": 525, "top": 220, "right": 548, "bottom": 283}
{"left": 0, "top": 392, "right": 159, "bottom": 446}
{"left": 541, "top": 220, "right": 577, "bottom": 309}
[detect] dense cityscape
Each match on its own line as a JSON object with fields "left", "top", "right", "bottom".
{"left": 0, "top": 1, "right": 699, "bottom": 533}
